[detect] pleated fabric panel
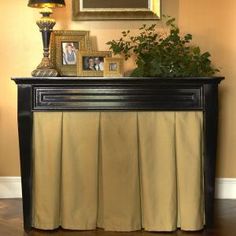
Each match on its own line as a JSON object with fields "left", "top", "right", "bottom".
{"left": 138, "top": 112, "right": 177, "bottom": 231}
{"left": 32, "top": 111, "right": 204, "bottom": 231}
{"left": 98, "top": 112, "right": 141, "bottom": 231}
{"left": 60, "top": 112, "right": 100, "bottom": 229}
{"left": 138, "top": 112, "right": 204, "bottom": 231}
{"left": 175, "top": 112, "right": 204, "bottom": 230}
{"left": 32, "top": 112, "right": 63, "bottom": 229}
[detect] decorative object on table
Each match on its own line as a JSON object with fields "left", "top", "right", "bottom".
{"left": 50, "top": 30, "right": 91, "bottom": 76}
{"left": 28, "top": 0, "right": 66, "bottom": 77}
{"left": 104, "top": 57, "right": 124, "bottom": 77}
{"left": 107, "top": 16, "right": 219, "bottom": 77}
{"left": 77, "top": 51, "right": 112, "bottom": 77}
{"left": 72, "top": 0, "right": 161, "bottom": 21}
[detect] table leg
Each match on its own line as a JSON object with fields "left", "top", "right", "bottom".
{"left": 204, "top": 84, "right": 218, "bottom": 228}
{"left": 18, "top": 85, "right": 33, "bottom": 232}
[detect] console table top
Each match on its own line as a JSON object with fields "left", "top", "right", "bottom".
{"left": 12, "top": 76, "right": 224, "bottom": 85}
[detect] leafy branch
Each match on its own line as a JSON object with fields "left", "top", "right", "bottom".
{"left": 107, "top": 16, "right": 219, "bottom": 77}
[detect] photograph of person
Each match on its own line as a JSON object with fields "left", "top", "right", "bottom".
{"left": 83, "top": 57, "right": 95, "bottom": 70}
{"left": 94, "top": 57, "right": 104, "bottom": 71}
{"left": 62, "top": 42, "right": 79, "bottom": 65}
{"left": 83, "top": 56, "right": 105, "bottom": 71}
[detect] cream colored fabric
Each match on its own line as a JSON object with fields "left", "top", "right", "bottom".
{"left": 138, "top": 112, "right": 177, "bottom": 231}
{"left": 175, "top": 112, "right": 204, "bottom": 230}
{"left": 32, "top": 111, "right": 204, "bottom": 232}
{"left": 32, "top": 112, "right": 63, "bottom": 229}
{"left": 98, "top": 113, "right": 141, "bottom": 231}
{"left": 61, "top": 112, "right": 100, "bottom": 229}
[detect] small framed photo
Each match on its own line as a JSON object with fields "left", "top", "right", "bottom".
{"left": 104, "top": 57, "right": 124, "bottom": 77}
{"left": 77, "top": 51, "right": 112, "bottom": 76}
{"left": 50, "top": 30, "right": 91, "bottom": 76}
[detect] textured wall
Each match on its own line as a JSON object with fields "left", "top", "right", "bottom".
{"left": 0, "top": 0, "right": 233, "bottom": 177}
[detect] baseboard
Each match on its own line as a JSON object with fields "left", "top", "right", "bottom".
{"left": 0, "top": 177, "right": 22, "bottom": 198}
{"left": 215, "top": 178, "right": 236, "bottom": 199}
{"left": 0, "top": 177, "right": 236, "bottom": 199}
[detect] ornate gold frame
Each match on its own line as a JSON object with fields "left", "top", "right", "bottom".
{"left": 77, "top": 51, "right": 112, "bottom": 77}
{"left": 72, "top": 0, "right": 161, "bottom": 21}
{"left": 50, "top": 30, "right": 90, "bottom": 76}
{"left": 104, "top": 57, "right": 124, "bottom": 77}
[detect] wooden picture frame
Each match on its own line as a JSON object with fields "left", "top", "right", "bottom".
{"left": 50, "top": 30, "right": 91, "bottom": 76}
{"left": 77, "top": 51, "right": 112, "bottom": 77}
{"left": 104, "top": 57, "right": 124, "bottom": 77}
{"left": 72, "top": 0, "right": 161, "bottom": 21}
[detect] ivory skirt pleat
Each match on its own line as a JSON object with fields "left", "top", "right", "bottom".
{"left": 138, "top": 112, "right": 177, "bottom": 231}
{"left": 98, "top": 112, "right": 141, "bottom": 231}
{"left": 32, "top": 112, "right": 63, "bottom": 229}
{"left": 32, "top": 111, "right": 204, "bottom": 231}
{"left": 60, "top": 112, "right": 100, "bottom": 229}
{"left": 175, "top": 112, "right": 204, "bottom": 230}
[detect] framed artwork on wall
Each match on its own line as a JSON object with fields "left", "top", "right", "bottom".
{"left": 72, "top": 0, "right": 161, "bottom": 21}
{"left": 77, "top": 51, "right": 112, "bottom": 77}
{"left": 50, "top": 30, "right": 91, "bottom": 76}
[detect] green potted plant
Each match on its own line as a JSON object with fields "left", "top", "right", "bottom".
{"left": 107, "top": 16, "right": 219, "bottom": 77}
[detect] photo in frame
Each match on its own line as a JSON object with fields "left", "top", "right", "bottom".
{"left": 50, "top": 30, "right": 91, "bottom": 76}
{"left": 72, "top": 0, "right": 161, "bottom": 21}
{"left": 104, "top": 57, "right": 124, "bottom": 77}
{"left": 77, "top": 51, "right": 112, "bottom": 77}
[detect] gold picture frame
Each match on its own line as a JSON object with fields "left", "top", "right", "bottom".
{"left": 50, "top": 30, "right": 91, "bottom": 76}
{"left": 77, "top": 51, "right": 112, "bottom": 77}
{"left": 72, "top": 0, "right": 161, "bottom": 21}
{"left": 104, "top": 57, "right": 124, "bottom": 77}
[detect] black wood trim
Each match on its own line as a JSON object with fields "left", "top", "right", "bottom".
{"left": 12, "top": 77, "right": 224, "bottom": 85}
{"left": 33, "top": 85, "right": 202, "bottom": 111}
{"left": 17, "top": 85, "right": 33, "bottom": 232}
{"left": 203, "top": 84, "right": 219, "bottom": 228}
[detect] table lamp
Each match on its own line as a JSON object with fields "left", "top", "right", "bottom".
{"left": 28, "top": 0, "right": 65, "bottom": 77}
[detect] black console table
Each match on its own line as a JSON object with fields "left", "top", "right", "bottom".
{"left": 12, "top": 77, "right": 223, "bottom": 232}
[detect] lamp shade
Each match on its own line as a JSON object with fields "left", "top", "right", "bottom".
{"left": 28, "top": 0, "right": 65, "bottom": 8}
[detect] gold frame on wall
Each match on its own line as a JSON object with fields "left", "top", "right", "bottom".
{"left": 50, "top": 30, "right": 91, "bottom": 76}
{"left": 72, "top": 0, "right": 161, "bottom": 21}
{"left": 77, "top": 51, "right": 112, "bottom": 77}
{"left": 104, "top": 57, "right": 124, "bottom": 77}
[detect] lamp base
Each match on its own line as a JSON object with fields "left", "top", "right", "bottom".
{"left": 32, "top": 8, "right": 59, "bottom": 77}
{"left": 32, "top": 57, "right": 59, "bottom": 77}
{"left": 32, "top": 68, "right": 59, "bottom": 77}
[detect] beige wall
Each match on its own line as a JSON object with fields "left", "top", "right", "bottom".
{"left": 0, "top": 0, "right": 234, "bottom": 177}
{"left": 177, "top": 0, "right": 236, "bottom": 177}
